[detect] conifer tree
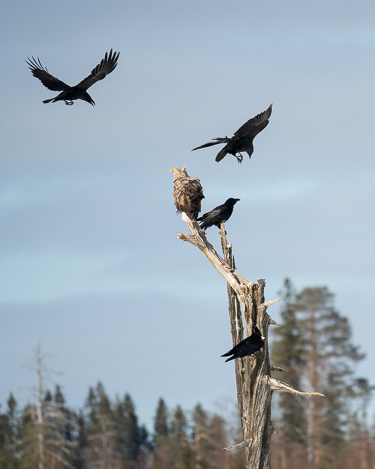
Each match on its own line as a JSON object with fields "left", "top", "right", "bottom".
{"left": 154, "top": 399, "right": 169, "bottom": 440}
{"left": 192, "top": 404, "right": 208, "bottom": 469}
{"left": 272, "top": 279, "right": 308, "bottom": 465}
{"left": 83, "top": 381, "right": 121, "bottom": 467}
{"left": 153, "top": 399, "right": 173, "bottom": 469}
{"left": 0, "top": 394, "right": 19, "bottom": 469}
{"left": 114, "top": 393, "right": 143, "bottom": 468}
{"left": 272, "top": 281, "right": 369, "bottom": 469}
{"left": 43, "top": 384, "right": 77, "bottom": 468}
{"left": 75, "top": 411, "right": 86, "bottom": 469}
{"left": 170, "top": 406, "right": 194, "bottom": 469}
{"left": 192, "top": 404, "right": 230, "bottom": 469}
{"left": 19, "top": 403, "right": 40, "bottom": 469}
{"left": 208, "top": 415, "right": 229, "bottom": 469}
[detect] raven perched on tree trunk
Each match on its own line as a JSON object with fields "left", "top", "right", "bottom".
{"left": 192, "top": 104, "right": 272, "bottom": 163}
{"left": 26, "top": 49, "right": 120, "bottom": 105}
{"left": 221, "top": 325, "right": 265, "bottom": 362}
{"left": 197, "top": 198, "right": 240, "bottom": 230}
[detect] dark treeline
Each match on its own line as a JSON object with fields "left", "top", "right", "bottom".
{"left": 0, "top": 383, "right": 244, "bottom": 469}
{"left": 1, "top": 281, "right": 374, "bottom": 469}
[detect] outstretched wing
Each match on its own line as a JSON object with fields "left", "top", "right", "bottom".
{"left": 75, "top": 49, "right": 120, "bottom": 90}
{"left": 234, "top": 104, "right": 273, "bottom": 139}
{"left": 26, "top": 57, "right": 70, "bottom": 91}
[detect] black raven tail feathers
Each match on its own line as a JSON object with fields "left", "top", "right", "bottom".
{"left": 197, "top": 221, "right": 209, "bottom": 230}
{"left": 192, "top": 138, "right": 229, "bottom": 152}
{"left": 220, "top": 352, "right": 235, "bottom": 362}
{"left": 42, "top": 98, "right": 54, "bottom": 104}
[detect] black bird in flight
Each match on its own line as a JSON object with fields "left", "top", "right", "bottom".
{"left": 26, "top": 49, "right": 120, "bottom": 105}
{"left": 192, "top": 104, "right": 272, "bottom": 163}
{"left": 197, "top": 198, "right": 240, "bottom": 230}
{"left": 221, "top": 325, "right": 265, "bottom": 362}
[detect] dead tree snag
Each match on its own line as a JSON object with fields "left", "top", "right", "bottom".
{"left": 176, "top": 217, "right": 324, "bottom": 469}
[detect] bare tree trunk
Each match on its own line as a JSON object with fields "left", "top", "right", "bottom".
{"left": 175, "top": 217, "right": 324, "bottom": 469}
{"left": 306, "top": 398, "right": 315, "bottom": 469}
{"left": 194, "top": 421, "right": 203, "bottom": 469}
{"left": 220, "top": 230, "right": 273, "bottom": 467}
{"left": 36, "top": 343, "right": 45, "bottom": 469}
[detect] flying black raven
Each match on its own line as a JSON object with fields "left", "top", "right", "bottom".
{"left": 221, "top": 325, "right": 265, "bottom": 362}
{"left": 197, "top": 198, "right": 240, "bottom": 230}
{"left": 192, "top": 104, "right": 272, "bottom": 163}
{"left": 26, "top": 49, "right": 120, "bottom": 105}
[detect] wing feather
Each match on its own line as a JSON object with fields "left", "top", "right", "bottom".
{"left": 26, "top": 57, "right": 70, "bottom": 91}
{"left": 198, "top": 206, "right": 223, "bottom": 223}
{"left": 234, "top": 104, "right": 272, "bottom": 139}
{"left": 75, "top": 49, "right": 120, "bottom": 90}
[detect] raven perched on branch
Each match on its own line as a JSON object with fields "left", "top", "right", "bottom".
{"left": 221, "top": 325, "right": 265, "bottom": 362}
{"left": 197, "top": 198, "right": 240, "bottom": 230}
{"left": 26, "top": 49, "right": 120, "bottom": 105}
{"left": 192, "top": 104, "right": 272, "bottom": 163}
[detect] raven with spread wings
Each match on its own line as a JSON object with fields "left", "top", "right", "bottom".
{"left": 26, "top": 49, "right": 120, "bottom": 105}
{"left": 192, "top": 104, "right": 272, "bottom": 163}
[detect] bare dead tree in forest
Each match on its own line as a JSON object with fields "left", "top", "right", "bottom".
{"left": 23, "top": 343, "right": 47, "bottom": 469}
{"left": 174, "top": 213, "right": 324, "bottom": 469}
{"left": 23, "top": 344, "right": 77, "bottom": 469}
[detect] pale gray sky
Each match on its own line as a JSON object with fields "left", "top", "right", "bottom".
{"left": 1, "top": 0, "right": 375, "bottom": 427}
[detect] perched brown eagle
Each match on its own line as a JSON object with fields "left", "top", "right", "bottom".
{"left": 169, "top": 167, "right": 204, "bottom": 221}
